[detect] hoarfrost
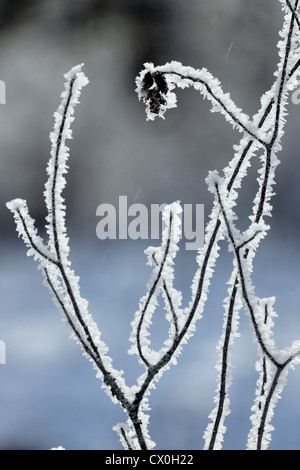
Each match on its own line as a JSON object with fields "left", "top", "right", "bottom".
{"left": 7, "top": 0, "right": 300, "bottom": 451}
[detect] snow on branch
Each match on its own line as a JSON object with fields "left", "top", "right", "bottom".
{"left": 6, "top": 65, "right": 194, "bottom": 450}
{"left": 6, "top": 64, "right": 133, "bottom": 428}
{"left": 135, "top": 0, "right": 300, "bottom": 451}
{"left": 6, "top": 0, "right": 300, "bottom": 451}
{"left": 210, "top": 177, "right": 300, "bottom": 450}
{"left": 136, "top": 62, "right": 268, "bottom": 146}
{"left": 129, "top": 202, "right": 183, "bottom": 367}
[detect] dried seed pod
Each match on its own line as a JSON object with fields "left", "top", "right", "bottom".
{"left": 140, "top": 70, "right": 168, "bottom": 115}
{"left": 153, "top": 72, "right": 168, "bottom": 95}
{"left": 141, "top": 71, "right": 154, "bottom": 95}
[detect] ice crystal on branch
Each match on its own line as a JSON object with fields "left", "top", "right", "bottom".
{"left": 6, "top": 0, "right": 300, "bottom": 451}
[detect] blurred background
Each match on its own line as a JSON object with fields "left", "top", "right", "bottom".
{"left": 1, "top": 0, "right": 300, "bottom": 450}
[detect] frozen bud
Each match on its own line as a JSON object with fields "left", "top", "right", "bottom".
{"left": 140, "top": 71, "right": 168, "bottom": 115}
{"left": 135, "top": 64, "right": 178, "bottom": 121}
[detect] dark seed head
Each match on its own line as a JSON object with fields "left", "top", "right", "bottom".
{"left": 141, "top": 71, "right": 154, "bottom": 94}
{"left": 153, "top": 72, "right": 168, "bottom": 95}
{"left": 140, "top": 70, "right": 168, "bottom": 115}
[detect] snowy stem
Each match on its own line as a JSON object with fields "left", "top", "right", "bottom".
{"left": 215, "top": 174, "right": 300, "bottom": 449}
{"left": 136, "top": 211, "right": 174, "bottom": 367}
{"left": 205, "top": 0, "right": 300, "bottom": 449}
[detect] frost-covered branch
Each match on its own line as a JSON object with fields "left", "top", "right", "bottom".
{"left": 211, "top": 176, "right": 300, "bottom": 450}
{"left": 136, "top": 64, "right": 268, "bottom": 147}
{"left": 132, "top": 206, "right": 182, "bottom": 367}
{"left": 6, "top": 65, "right": 188, "bottom": 450}
{"left": 203, "top": 0, "right": 300, "bottom": 449}
{"left": 136, "top": 0, "right": 300, "bottom": 451}
{"left": 7, "top": 64, "right": 135, "bottom": 442}
{"left": 6, "top": 0, "right": 300, "bottom": 451}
